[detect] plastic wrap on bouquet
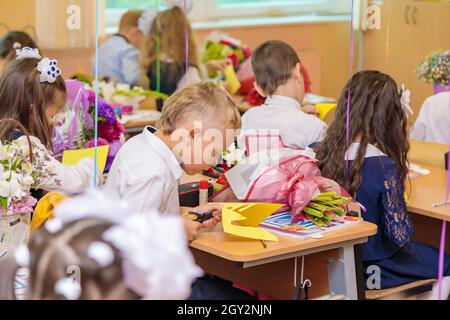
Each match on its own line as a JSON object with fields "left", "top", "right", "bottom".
{"left": 226, "top": 136, "right": 342, "bottom": 223}
{"left": 245, "top": 154, "right": 340, "bottom": 222}
{"left": 53, "top": 80, "right": 93, "bottom": 158}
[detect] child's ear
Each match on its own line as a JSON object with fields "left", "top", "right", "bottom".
{"left": 253, "top": 81, "right": 267, "bottom": 98}
{"left": 293, "top": 63, "right": 302, "bottom": 80}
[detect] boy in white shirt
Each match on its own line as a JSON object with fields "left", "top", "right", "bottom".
{"left": 105, "top": 82, "right": 241, "bottom": 241}
{"left": 239, "top": 40, "right": 327, "bottom": 150}
{"left": 410, "top": 92, "right": 450, "bottom": 144}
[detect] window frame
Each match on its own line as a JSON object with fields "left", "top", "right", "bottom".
{"left": 206, "top": 0, "right": 348, "bottom": 20}
{"left": 104, "top": 0, "right": 350, "bottom": 32}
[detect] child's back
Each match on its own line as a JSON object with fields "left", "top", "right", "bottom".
{"left": 239, "top": 40, "right": 326, "bottom": 149}
{"left": 318, "top": 71, "right": 450, "bottom": 296}
{"left": 97, "top": 10, "right": 143, "bottom": 85}
{"left": 241, "top": 95, "right": 326, "bottom": 149}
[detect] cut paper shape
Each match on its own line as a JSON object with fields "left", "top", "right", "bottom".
{"left": 219, "top": 203, "right": 285, "bottom": 242}
{"left": 224, "top": 65, "right": 241, "bottom": 95}
{"left": 316, "top": 103, "right": 337, "bottom": 121}
{"left": 62, "top": 146, "right": 110, "bottom": 174}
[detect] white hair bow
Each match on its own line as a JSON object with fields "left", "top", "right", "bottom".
{"left": 37, "top": 58, "right": 62, "bottom": 84}
{"left": 399, "top": 84, "right": 413, "bottom": 117}
{"left": 16, "top": 47, "right": 41, "bottom": 60}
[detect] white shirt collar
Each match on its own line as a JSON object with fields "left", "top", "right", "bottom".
{"left": 265, "top": 95, "right": 301, "bottom": 110}
{"left": 142, "top": 127, "right": 183, "bottom": 180}
{"left": 345, "top": 143, "right": 387, "bottom": 161}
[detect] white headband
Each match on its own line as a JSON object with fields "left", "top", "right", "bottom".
{"left": 138, "top": 0, "right": 193, "bottom": 35}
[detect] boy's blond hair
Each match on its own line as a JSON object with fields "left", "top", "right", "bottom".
{"left": 158, "top": 82, "right": 241, "bottom": 134}
{"left": 119, "top": 10, "right": 143, "bottom": 33}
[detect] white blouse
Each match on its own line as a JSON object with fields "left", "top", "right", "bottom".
{"left": 19, "top": 136, "right": 99, "bottom": 195}
{"left": 410, "top": 92, "right": 450, "bottom": 144}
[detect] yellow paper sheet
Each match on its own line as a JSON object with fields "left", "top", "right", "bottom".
{"left": 62, "top": 146, "right": 110, "bottom": 173}
{"left": 219, "top": 203, "right": 285, "bottom": 242}
{"left": 224, "top": 65, "right": 242, "bottom": 95}
{"left": 316, "top": 103, "right": 337, "bottom": 121}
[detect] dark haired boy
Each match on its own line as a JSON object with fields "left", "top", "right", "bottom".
{"left": 239, "top": 40, "right": 327, "bottom": 149}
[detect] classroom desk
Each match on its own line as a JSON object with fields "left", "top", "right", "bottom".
{"left": 407, "top": 164, "right": 450, "bottom": 222}
{"left": 406, "top": 164, "right": 450, "bottom": 255}
{"left": 182, "top": 173, "right": 377, "bottom": 299}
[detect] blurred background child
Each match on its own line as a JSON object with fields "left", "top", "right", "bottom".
{"left": 0, "top": 31, "right": 38, "bottom": 75}
{"left": 97, "top": 10, "right": 144, "bottom": 86}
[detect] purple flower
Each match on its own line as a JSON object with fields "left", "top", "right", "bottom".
{"left": 1, "top": 196, "right": 38, "bottom": 216}
{"left": 98, "top": 100, "right": 117, "bottom": 124}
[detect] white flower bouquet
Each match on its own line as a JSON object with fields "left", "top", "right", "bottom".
{"left": 0, "top": 119, "right": 56, "bottom": 260}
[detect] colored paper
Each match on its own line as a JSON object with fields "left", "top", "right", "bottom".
{"left": 224, "top": 65, "right": 241, "bottom": 95}
{"left": 62, "top": 146, "right": 110, "bottom": 173}
{"left": 316, "top": 103, "right": 337, "bottom": 121}
{"left": 219, "top": 203, "right": 285, "bottom": 242}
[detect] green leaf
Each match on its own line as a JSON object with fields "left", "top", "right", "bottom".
{"left": 0, "top": 197, "right": 8, "bottom": 212}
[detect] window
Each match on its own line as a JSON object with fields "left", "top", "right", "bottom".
{"left": 106, "top": 0, "right": 162, "bottom": 9}
{"left": 104, "top": 0, "right": 349, "bottom": 32}
{"left": 212, "top": 0, "right": 348, "bottom": 19}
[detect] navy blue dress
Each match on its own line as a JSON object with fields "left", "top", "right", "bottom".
{"left": 355, "top": 156, "right": 450, "bottom": 289}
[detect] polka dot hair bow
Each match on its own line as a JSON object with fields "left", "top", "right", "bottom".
{"left": 37, "top": 58, "right": 62, "bottom": 84}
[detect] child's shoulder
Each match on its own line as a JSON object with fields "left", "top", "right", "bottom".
{"left": 100, "top": 35, "right": 135, "bottom": 52}
{"left": 114, "top": 132, "right": 177, "bottom": 177}
{"left": 363, "top": 155, "right": 398, "bottom": 176}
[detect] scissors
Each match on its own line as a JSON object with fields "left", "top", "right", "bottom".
{"left": 183, "top": 211, "right": 220, "bottom": 223}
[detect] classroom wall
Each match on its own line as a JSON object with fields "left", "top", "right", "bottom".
{"left": 3, "top": 0, "right": 449, "bottom": 106}
{"left": 364, "top": 0, "right": 450, "bottom": 124}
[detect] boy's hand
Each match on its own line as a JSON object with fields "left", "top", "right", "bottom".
{"left": 183, "top": 216, "right": 202, "bottom": 242}
{"left": 301, "top": 104, "right": 320, "bottom": 117}
{"left": 193, "top": 204, "right": 223, "bottom": 230}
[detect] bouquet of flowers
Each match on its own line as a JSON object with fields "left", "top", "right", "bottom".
{"left": 0, "top": 137, "right": 56, "bottom": 216}
{"left": 202, "top": 31, "right": 252, "bottom": 78}
{"left": 0, "top": 119, "right": 57, "bottom": 259}
{"left": 53, "top": 80, "right": 125, "bottom": 172}
{"left": 416, "top": 50, "right": 450, "bottom": 86}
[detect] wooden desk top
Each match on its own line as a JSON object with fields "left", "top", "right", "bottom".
{"left": 407, "top": 164, "right": 450, "bottom": 222}
{"left": 183, "top": 172, "right": 376, "bottom": 262}
{"left": 191, "top": 222, "right": 377, "bottom": 263}
{"left": 121, "top": 110, "right": 162, "bottom": 130}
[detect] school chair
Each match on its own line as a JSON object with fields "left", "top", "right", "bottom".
{"left": 408, "top": 140, "right": 448, "bottom": 169}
